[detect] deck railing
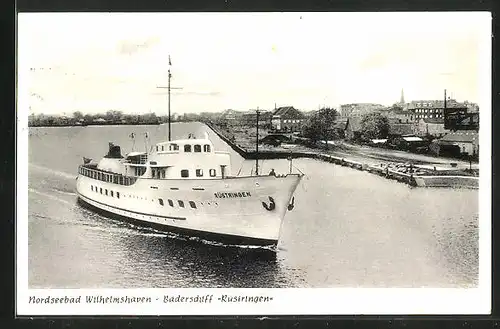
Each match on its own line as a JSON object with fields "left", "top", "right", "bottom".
{"left": 78, "top": 165, "right": 138, "bottom": 185}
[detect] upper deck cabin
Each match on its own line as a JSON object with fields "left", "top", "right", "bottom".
{"left": 154, "top": 138, "right": 214, "bottom": 155}
{"left": 143, "top": 137, "right": 231, "bottom": 179}
{"left": 78, "top": 135, "right": 233, "bottom": 184}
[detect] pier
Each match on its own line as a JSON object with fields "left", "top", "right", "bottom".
{"left": 206, "top": 123, "right": 478, "bottom": 189}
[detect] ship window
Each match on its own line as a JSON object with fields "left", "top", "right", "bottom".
{"left": 159, "top": 198, "right": 164, "bottom": 206}
{"left": 194, "top": 144, "right": 201, "bottom": 152}
{"left": 105, "top": 189, "right": 108, "bottom": 196}
{"left": 204, "top": 145, "right": 211, "bottom": 152}
{"left": 181, "top": 170, "right": 189, "bottom": 178}
{"left": 172, "top": 144, "right": 179, "bottom": 151}
{"left": 178, "top": 200, "right": 185, "bottom": 208}
{"left": 196, "top": 169, "right": 203, "bottom": 177}
{"left": 100, "top": 188, "right": 102, "bottom": 194}
{"left": 111, "top": 191, "right": 114, "bottom": 197}
{"left": 162, "top": 145, "right": 165, "bottom": 151}
{"left": 156, "top": 145, "right": 159, "bottom": 151}
{"left": 189, "top": 201, "right": 197, "bottom": 209}
{"left": 184, "top": 145, "right": 192, "bottom": 152}
{"left": 209, "top": 169, "right": 216, "bottom": 177}
{"left": 152, "top": 169, "right": 156, "bottom": 178}
{"left": 117, "top": 192, "right": 120, "bottom": 199}
{"left": 91, "top": 185, "right": 94, "bottom": 191}
{"left": 168, "top": 199, "right": 174, "bottom": 207}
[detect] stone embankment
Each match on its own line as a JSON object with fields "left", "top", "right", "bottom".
{"left": 206, "top": 123, "right": 478, "bottom": 189}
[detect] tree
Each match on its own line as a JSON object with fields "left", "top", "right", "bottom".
{"left": 389, "top": 104, "right": 403, "bottom": 112}
{"left": 105, "top": 110, "right": 123, "bottom": 123}
{"left": 360, "top": 112, "right": 390, "bottom": 140}
{"left": 301, "top": 107, "right": 340, "bottom": 148}
{"left": 73, "top": 111, "right": 84, "bottom": 121}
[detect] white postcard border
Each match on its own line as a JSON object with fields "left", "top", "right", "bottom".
{"left": 16, "top": 12, "right": 492, "bottom": 316}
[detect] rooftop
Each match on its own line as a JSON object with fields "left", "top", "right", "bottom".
{"left": 408, "top": 99, "right": 467, "bottom": 110}
{"left": 345, "top": 117, "right": 363, "bottom": 131}
{"left": 272, "top": 106, "right": 305, "bottom": 118}
{"left": 440, "top": 132, "right": 478, "bottom": 143}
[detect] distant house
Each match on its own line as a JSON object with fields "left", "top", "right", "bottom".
{"left": 271, "top": 106, "right": 305, "bottom": 132}
{"left": 384, "top": 108, "right": 416, "bottom": 123}
{"left": 454, "top": 112, "right": 479, "bottom": 131}
{"left": 390, "top": 135, "right": 427, "bottom": 152}
{"left": 434, "top": 132, "right": 479, "bottom": 157}
{"left": 93, "top": 118, "right": 107, "bottom": 124}
{"left": 219, "top": 109, "right": 243, "bottom": 125}
{"left": 345, "top": 117, "right": 363, "bottom": 140}
{"left": 415, "top": 118, "right": 448, "bottom": 137}
{"left": 340, "top": 103, "right": 386, "bottom": 118}
{"left": 408, "top": 99, "right": 467, "bottom": 120}
{"left": 241, "top": 110, "right": 272, "bottom": 128}
{"left": 463, "top": 101, "right": 480, "bottom": 113}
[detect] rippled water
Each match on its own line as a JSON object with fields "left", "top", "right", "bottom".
{"left": 27, "top": 122, "right": 479, "bottom": 288}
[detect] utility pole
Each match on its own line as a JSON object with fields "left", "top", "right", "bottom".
{"left": 167, "top": 57, "right": 171, "bottom": 141}
{"left": 255, "top": 108, "right": 260, "bottom": 176}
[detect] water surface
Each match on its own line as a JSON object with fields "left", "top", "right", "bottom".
{"left": 28, "top": 122, "right": 479, "bottom": 288}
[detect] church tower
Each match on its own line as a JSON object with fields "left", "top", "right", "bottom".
{"left": 400, "top": 88, "right": 405, "bottom": 105}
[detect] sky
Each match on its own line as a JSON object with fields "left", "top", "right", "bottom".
{"left": 18, "top": 12, "right": 491, "bottom": 115}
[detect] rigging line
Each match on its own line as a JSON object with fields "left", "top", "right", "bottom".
{"left": 293, "top": 165, "right": 305, "bottom": 176}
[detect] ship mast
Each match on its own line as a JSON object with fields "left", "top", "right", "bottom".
{"left": 157, "top": 55, "right": 182, "bottom": 141}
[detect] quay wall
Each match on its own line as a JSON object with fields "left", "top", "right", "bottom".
{"left": 206, "top": 123, "right": 478, "bottom": 189}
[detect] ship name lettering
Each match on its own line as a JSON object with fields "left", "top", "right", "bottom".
{"left": 214, "top": 192, "right": 251, "bottom": 198}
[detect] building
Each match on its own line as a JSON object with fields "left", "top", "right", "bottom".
{"left": 340, "top": 103, "right": 387, "bottom": 118}
{"left": 458, "top": 113, "right": 479, "bottom": 130}
{"left": 415, "top": 118, "right": 449, "bottom": 137}
{"left": 384, "top": 107, "right": 416, "bottom": 123}
{"left": 218, "top": 109, "right": 243, "bottom": 125}
{"left": 431, "top": 131, "right": 479, "bottom": 158}
{"left": 344, "top": 117, "right": 363, "bottom": 140}
{"left": 444, "top": 110, "right": 479, "bottom": 131}
{"left": 407, "top": 99, "right": 467, "bottom": 120}
{"left": 271, "top": 106, "right": 305, "bottom": 132}
{"left": 390, "top": 135, "right": 427, "bottom": 152}
{"left": 241, "top": 110, "right": 272, "bottom": 128}
{"left": 463, "top": 101, "right": 480, "bottom": 113}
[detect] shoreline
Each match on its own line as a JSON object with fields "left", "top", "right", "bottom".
{"left": 206, "top": 123, "right": 478, "bottom": 189}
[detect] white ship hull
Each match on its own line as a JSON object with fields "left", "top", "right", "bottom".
{"left": 76, "top": 173, "right": 302, "bottom": 247}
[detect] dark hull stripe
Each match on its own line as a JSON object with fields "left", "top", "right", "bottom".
{"left": 77, "top": 197, "right": 278, "bottom": 248}
{"left": 81, "top": 193, "right": 186, "bottom": 220}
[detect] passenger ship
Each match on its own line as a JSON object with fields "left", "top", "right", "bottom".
{"left": 75, "top": 57, "right": 303, "bottom": 248}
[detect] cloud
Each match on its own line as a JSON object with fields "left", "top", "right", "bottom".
{"left": 117, "top": 37, "right": 159, "bottom": 56}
